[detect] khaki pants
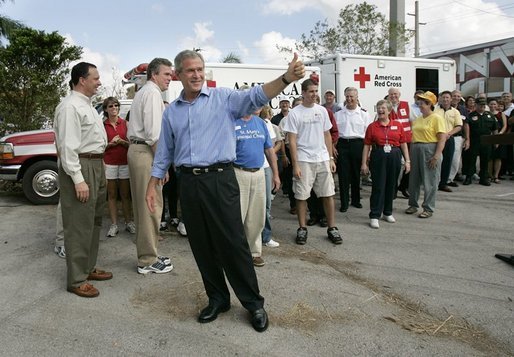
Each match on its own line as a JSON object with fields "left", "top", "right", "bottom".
{"left": 128, "top": 144, "right": 162, "bottom": 266}
{"left": 408, "top": 143, "right": 442, "bottom": 213}
{"left": 59, "top": 158, "right": 106, "bottom": 289}
{"left": 235, "top": 168, "right": 265, "bottom": 258}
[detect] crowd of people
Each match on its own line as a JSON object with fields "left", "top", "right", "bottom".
{"left": 51, "top": 52, "right": 514, "bottom": 332}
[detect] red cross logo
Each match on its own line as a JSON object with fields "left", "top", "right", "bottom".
{"left": 354, "top": 67, "right": 370, "bottom": 89}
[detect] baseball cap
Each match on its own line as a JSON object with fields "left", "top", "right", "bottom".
{"left": 476, "top": 97, "right": 487, "bottom": 106}
{"left": 417, "top": 91, "right": 437, "bottom": 105}
{"left": 277, "top": 95, "right": 290, "bottom": 103}
{"left": 325, "top": 89, "right": 335, "bottom": 95}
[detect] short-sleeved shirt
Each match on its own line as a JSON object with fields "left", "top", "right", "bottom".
{"left": 466, "top": 111, "right": 498, "bottom": 140}
{"left": 364, "top": 120, "right": 406, "bottom": 147}
{"left": 283, "top": 103, "right": 332, "bottom": 163}
{"left": 411, "top": 113, "right": 447, "bottom": 143}
{"left": 434, "top": 106, "right": 463, "bottom": 132}
{"left": 103, "top": 117, "right": 129, "bottom": 165}
{"left": 234, "top": 116, "right": 272, "bottom": 169}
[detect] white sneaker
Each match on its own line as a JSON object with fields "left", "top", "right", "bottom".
{"left": 370, "top": 219, "right": 379, "bottom": 229}
{"left": 177, "top": 222, "right": 187, "bottom": 236}
{"left": 125, "top": 221, "right": 136, "bottom": 234}
{"left": 137, "top": 260, "right": 173, "bottom": 274}
{"left": 54, "top": 245, "right": 66, "bottom": 258}
{"left": 383, "top": 215, "right": 396, "bottom": 223}
{"left": 264, "top": 239, "right": 280, "bottom": 248}
{"left": 106, "top": 224, "right": 119, "bottom": 237}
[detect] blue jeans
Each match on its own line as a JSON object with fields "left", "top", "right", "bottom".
{"left": 261, "top": 167, "right": 272, "bottom": 243}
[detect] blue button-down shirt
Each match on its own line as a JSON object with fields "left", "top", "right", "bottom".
{"left": 152, "top": 85, "right": 270, "bottom": 178}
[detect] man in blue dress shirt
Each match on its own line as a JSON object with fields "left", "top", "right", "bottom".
{"left": 146, "top": 49, "right": 305, "bottom": 332}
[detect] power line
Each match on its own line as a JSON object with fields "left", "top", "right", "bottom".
{"left": 452, "top": 0, "right": 514, "bottom": 18}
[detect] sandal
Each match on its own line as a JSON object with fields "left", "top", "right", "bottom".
{"left": 493, "top": 178, "right": 501, "bottom": 184}
{"left": 418, "top": 210, "right": 432, "bottom": 218}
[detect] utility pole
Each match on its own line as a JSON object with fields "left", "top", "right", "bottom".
{"left": 407, "top": 1, "right": 426, "bottom": 57}
{"left": 389, "top": 0, "right": 406, "bottom": 57}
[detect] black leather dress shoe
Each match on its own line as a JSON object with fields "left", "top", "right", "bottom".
{"left": 351, "top": 202, "right": 362, "bottom": 209}
{"left": 250, "top": 308, "right": 269, "bottom": 332}
{"left": 400, "top": 189, "right": 410, "bottom": 198}
{"left": 198, "top": 303, "right": 230, "bottom": 323}
{"left": 463, "top": 177, "right": 472, "bottom": 185}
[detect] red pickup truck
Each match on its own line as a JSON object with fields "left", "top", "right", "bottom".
{"left": 0, "top": 129, "right": 59, "bottom": 204}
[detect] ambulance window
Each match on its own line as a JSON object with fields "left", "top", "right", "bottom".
{"left": 416, "top": 68, "right": 439, "bottom": 94}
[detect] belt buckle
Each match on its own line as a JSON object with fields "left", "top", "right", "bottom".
{"left": 192, "top": 168, "right": 202, "bottom": 175}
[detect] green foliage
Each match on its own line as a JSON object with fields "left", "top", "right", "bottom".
{"left": 279, "top": 2, "right": 413, "bottom": 60}
{"left": 221, "top": 52, "right": 242, "bottom": 63}
{"left": 0, "top": 0, "right": 25, "bottom": 46}
{"left": 0, "top": 28, "right": 82, "bottom": 133}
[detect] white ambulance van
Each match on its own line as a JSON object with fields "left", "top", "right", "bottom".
{"left": 307, "top": 53, "right": 456, "bottom": 116}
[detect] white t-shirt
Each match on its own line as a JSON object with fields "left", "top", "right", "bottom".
{"left": 262, "top": 119, "right": 276, "bottom": 168}
{"left": 283, "top": 103, "right": 332, "bottom": 163}
{"left": 335, "top": 106, "right": 372, "bottom": 139}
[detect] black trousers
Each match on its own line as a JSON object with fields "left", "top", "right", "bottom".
{"left": 161, "top": 167, "right": 179, "bottom": 221}
{"left": 337, "top": 138, "right": 363, "bottom": 209}
{"left": 462, "top": 143, "right": 492, "bottom": 182}
{"left": 179, "top": 167, "right": 264, "bottom": 311}
{"left": 439, "top": 136, "right": 455, "bottom": 188}
{"left": 283, "top": 146, "right": 295, "bottom": 209}
{"left": 369, "top": 147, "right": 402, "bottom": 219}
{"left": 307, "top": 190, "right": 325, "bottom": 219}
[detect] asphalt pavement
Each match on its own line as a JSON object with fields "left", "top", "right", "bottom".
{"left": 0, "top": 177, "right": 513, "bottom": 356}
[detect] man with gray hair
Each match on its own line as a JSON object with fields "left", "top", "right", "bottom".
{"left": 146, "top": 49, "right": 305, "bottom": 332}
{"left": 334, "top": 87, "right": 372, "bottom": 212}
{"left": 127, "top": 58, "right": 174, "bottom": 275}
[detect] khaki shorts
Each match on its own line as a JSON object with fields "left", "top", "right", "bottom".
{"left": 293, "top": 161, "right": 335, "bottom": 200}
{"left": 105, "top": 164, "right": 130, "bottom": 180}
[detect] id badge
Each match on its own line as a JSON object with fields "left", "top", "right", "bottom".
{"left": 384, "top": 144, "right": 392, "bottom": 153}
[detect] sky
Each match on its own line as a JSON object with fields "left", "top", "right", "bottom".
{"left": 2, "top": 0, "right": 514, "bottom": 92}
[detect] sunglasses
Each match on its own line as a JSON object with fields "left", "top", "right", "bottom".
{"left": 107, "top": 104, "right": 120, "bottom": 108}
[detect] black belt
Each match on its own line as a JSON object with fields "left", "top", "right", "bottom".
{"left": 78, "top": 153, "right": 104, "bottom": 159}
{"left": 179, "top": 162, "right": 233, "bottom": 175}
{"left": 130, "top": 139, "right": 148, "bottom": 145}
{"left": 339, "top": 138, "right": 363, "bottom": 143}
{"left": 233, "top": 164, "right": 260, "bottom": 172}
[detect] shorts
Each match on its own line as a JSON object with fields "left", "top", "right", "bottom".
{"left": 293, "top": 161, "right": 335, "bottom": 200}
{"left": 105, "top": 164, "right": 130, "bottom": 180}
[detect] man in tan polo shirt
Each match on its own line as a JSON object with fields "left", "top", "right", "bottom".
{"left": 54, "top": 62, "right": 112, "bottom": 298}
{"left": 127, "top": 58, "right": 174, "bottom": 274}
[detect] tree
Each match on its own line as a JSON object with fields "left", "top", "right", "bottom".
{"left": 0, "top": 28, "right": 82, "bottom": 133}
{"left": 0, "top": 0, "right": 24, "bottom": 46}
{"left": 221, "top": 52, "right": 242, "bottom": 63}
{"left": 279, "top": 2, "right": 413, "bottom": 60}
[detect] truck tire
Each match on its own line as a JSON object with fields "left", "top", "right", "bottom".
{"left": 22, "top": 160, "right": 59, "bottom": 205}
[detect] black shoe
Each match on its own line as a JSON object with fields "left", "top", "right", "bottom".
{"left": 198, "top": 303, "right": 231, "bottom": 323}
{"left": 250, "top": 308, "right": 268, "bottom": 332}
{"left": 296, "top": 227, "right": 308, "bottom": 245}
{"left": 463, "top": 177, "right": 472, "bottom": 185}
{"left": 454, "top": 174, "right": 464, "bottom": 182}
{"left": 438, "top": 185, "right": 452, "bottom": 192}
{"left": 339, "top": 207, "right": 348, "bottom": 213}
{"left": 447, "top": 181, "right": 459, "bottom": 187}
{"left": 400, "top": 189, "right": 410, "bottom": 198}
{"left": 351, "top": 202, "right": 362, "bottom": 209}
{"left": 327, "top": 227, "right": 342, "bottom": 244}
{"left": 319, "top": 217, "right": 328, "bottom": 227}
{"left": 479, "top": 180, "right": 491, "bottom": 186}
{"left": 306, "top": 217, "right": 318, "bottom": 226}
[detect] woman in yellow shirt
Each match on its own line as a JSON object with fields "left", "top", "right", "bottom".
{"left": 405, "top": 91, "right": 447, "bottom": 218}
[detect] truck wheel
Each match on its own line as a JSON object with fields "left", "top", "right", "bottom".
{"left": 22, "top": 160, "right": 59, "bottom": 205}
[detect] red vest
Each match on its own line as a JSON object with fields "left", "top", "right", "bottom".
{"left": 389, "top": 101, "right": 411, "bottom": 143}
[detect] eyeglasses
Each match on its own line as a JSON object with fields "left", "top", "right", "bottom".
{"left": 107, "top": 104, "right": 120, "bottom": 108}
